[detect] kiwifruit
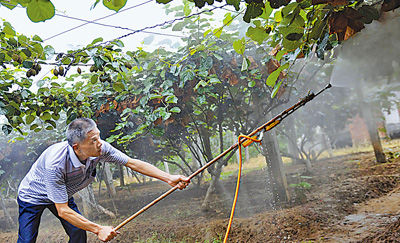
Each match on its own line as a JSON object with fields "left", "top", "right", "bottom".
{"left": 53, "top": 69, "right": 59, "bottom": 77}
{"left": 90, "top": 65, "right": 95, "bottom": 72}
{"left": 58, "top": 66, "right": 64, "bottom": 76}
{"left": 124, "top": 62, "right": 133, "bottom": 69}
{"left": 12, "top": 54, "right": 19, "bottom": 62}
{"left": 31, "top": 69, "right": 37, "bottom": 76}
{"left": 77, "top": 67, "right": 82, "bottom": 74}
{"left": 35, "top": 64, "right": 41, "bottom": 72}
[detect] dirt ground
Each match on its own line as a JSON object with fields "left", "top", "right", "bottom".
{"left": 2, "top": 148, "right": 400, "bottom": 242}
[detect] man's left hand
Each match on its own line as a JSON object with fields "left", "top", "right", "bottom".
{"left": 168, "top": 175, "right": 190, "bottom": 189}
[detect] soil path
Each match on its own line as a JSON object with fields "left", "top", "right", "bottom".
{"left": 2, "top": 150, "right": 400, "bottom": 242}
{"left": 322, "top": 186, "right": 400, "bottom": 242}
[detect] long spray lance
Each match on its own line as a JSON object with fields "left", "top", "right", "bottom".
{"left": 114, "top": 83, "right": 332, "bottom": 232}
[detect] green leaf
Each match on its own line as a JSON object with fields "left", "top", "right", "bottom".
{"left": 112, "top": 82, "right": 125, "bottom": 92}
{"left": 40, "top": 112, "right": 51, "bottom": 121}
{"left": 233, "top": 37, "right": 245, "bottom": 55}
{"left": 21, "top": 48, "right": 32, "bottom": 57}
{"left": 172, "top": 22, "right": 185, "bottom": 31}
{"left": 246, "top": 26, "right": 269, "bottom": 44}
{"left": 3, "top": 22, "right": 16, "bottom": 36}
{"left": 203, "top": 29, "right": 212, "bottom": 37}
{"left": 241, "top": 56, "right": 249, "bottom": 71}
{"left": 359, "top": 5, "right": 380, "bottom": 24}
{"left": 180, "top": 68, "right": 195, "bottom": 84}
{"left": 276, "top": 49, "right": 286, "bottom": 61}
{"left": 149, "top": 93, "right": 163, "bottom": 100}
{"left": 281, "top": 2, "right": 298, "bottom": 16}
{"left": 103, "top": 0, "right": 127, "bottom": 12}
{"left": 286, "top": 32, "right": 303, "bottom": 41}
{"left": 44, "top": 45, "right": 55, "bottom": 57}
{"left": 26, "top": 115, "right": 35, "bottom": 124}
{"left": 2, "top": 124, "right": 12, "bottom": 135}
{"left": 271, "top": 80, "right": 282, "bottom": 98}
{"left": 91, "top": 37, "right": 103, "bottom": 44}
{"left": 213, "top": 27, "right": 223, "bottom": 38}
{"left": 199, "top": 56, "right": 213, "bottom": 72}
{"left": 112, "top": 39, "right": 124, "bottom": 47}
{"left": 150, "top": 127, "right": 165, "bottom": 137}
{"left": 76, "top": 93, "right": 85, "bottom": 101}
{"left": 0, "top": 53, "right": 5, "bottom": 63}
{"left": 213, "top": 53, "right": 223, "bottom": 60}
{"left": 30, "top": 124, "right": 38, "bottom": 131}
{"left": 91, "top": 74, "right": 99, "bottom": 84}
{"left": 33, "top": 35, "right": 43, "bottom": 42}
{"left": 209, "top": 77, "right": 221, "bottom": 84}
{"left": 266, "top": 63, "right": 289, "bottom": 87}
{"left": 270, "top": 0, "right": 290, "bottom": 9}
{"left": 52, "top": 113, "right": 60, "bottom": 120}
{"left": 226, "top": 0, "right": 240, "bottom": 11}
{"left": 26, "top": 0, "right": 55, "bottom": 22}
{"left": 243, "top": 2, "right": 264, "bottom": 23}
{"left": 1, "top": 0, "right": 18, "bottom": 9}
{"left": 170, "top": 107, "right": 181, "bottom": 113}
{"left": 260, "top": 2, "right": 273, "bottom": 19}
{"left": 183, "top": 1, "right": 191, "bottom": 16}
{"left": 223, "top": 13, "right": 233, "bottom": 27}
{"left": 156, "top": 0, "right": 173, "bottom": 3}
{"left": 248, "top": 80, "right": 255, "bottom": 87}
{"left": 22, "top": 60, "right": 33, "bottom": 69}
{"left": 166, "top": 95, "right": 178, "bottom": 103}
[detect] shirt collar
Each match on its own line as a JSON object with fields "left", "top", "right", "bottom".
{"left": 68, "top": 145, "right": 85, "bottom": 168}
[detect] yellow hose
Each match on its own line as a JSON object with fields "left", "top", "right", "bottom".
{"left": 223, "top": 135, "right": 262, "bottom": 243}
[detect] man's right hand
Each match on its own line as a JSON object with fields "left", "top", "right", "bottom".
{"left": 97, "top": 226, "right": 118, "bottom": 242}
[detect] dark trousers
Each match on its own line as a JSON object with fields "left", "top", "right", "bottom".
{"left": 17, "top": 197, "right": 87, "bottom": 243}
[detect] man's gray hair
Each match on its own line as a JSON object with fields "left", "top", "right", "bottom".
{"left": 66, "top": 118, "right": 97, "bottom": 146}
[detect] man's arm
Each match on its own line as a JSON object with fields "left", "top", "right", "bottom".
{"left": 125, "top": 158, "right": 190, "bottom": 189}
{"left": 55, "top": 203, "right": 117, "bottom": 242}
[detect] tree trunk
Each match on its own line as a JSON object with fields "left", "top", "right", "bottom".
{"left": 163, "top": 161, "right": 170, "bottom": 174}
{"left": 285, "top": 115, "right": 301, "bottom": 164}
{"left": 103, "top": 163, "right": 116, "bottom": 197}
{"left": 0, "top": 192, "right": 15, "bottom": 228}
{"left": 78, "top": 184, "right": 116, "bottom": 219}
{"left": 357, "top": 87, "right": 386, "bottom": 163}
{"left": 363, "top": 105, "right": 386, "bottom": 163}
{"left": 245, "top": 146, "right": 250, "bottom": 163}
{"left": 118, "top": 164, "right": 125, "bottom": 186}
{"left": 200, "top": 149, "right": 237, "bottom": 211}
{"left": 201, "top": 167, "right": 222, "bottom": 211}
{"left": 261, "top": 127, "right": 290, "bottom": 204}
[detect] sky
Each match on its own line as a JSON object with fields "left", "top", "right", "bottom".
{"left": 0, "top": 0, "right": 189, "bottom": 52}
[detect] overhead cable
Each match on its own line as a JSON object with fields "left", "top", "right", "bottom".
{"left": 54, "top": 13, "right": 186, "bottom": 38}
{"left": 43, "top": 0, "right": 154, "bottom": 42}
{"left": 69, "top": 4, "right": 227, "bottom": 56}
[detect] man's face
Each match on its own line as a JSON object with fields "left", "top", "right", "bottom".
{"left": 74, "top": 128, "right": 102, "bottom": 158}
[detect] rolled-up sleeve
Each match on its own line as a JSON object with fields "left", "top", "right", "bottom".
{"left": 100, "top": 141, "right": 130, "bottom": 165}
{"left": 44, "top": 168, "right": 68, "bottom": 204}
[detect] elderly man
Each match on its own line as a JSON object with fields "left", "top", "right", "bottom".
{"left": 17, "top": 118, "right": 190, "bottom": 242}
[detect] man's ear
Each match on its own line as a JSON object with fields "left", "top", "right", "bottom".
{"left": 72, "top": 143, "right": 79, "bottom": 151}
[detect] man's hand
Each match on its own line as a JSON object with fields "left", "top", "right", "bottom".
{"left": 97, "top": 226, "right": 118, "bottom": 242}
{"left": 168, "top": 175, "right": 190, "bottom": 189}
